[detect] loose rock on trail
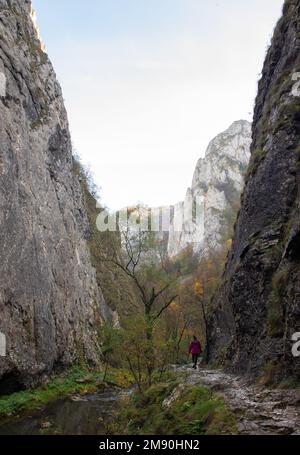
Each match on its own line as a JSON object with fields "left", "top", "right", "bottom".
{"left": 176, "top": 366, "right": 300, "bottom": 435}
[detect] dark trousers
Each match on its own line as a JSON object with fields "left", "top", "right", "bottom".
{"left": 192, "top": 354, "right": 199, "bottom": 368}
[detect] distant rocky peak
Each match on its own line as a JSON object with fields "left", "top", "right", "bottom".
{"left": 168, "top": 120, "right": 252, "bottom": 258}
{"left": 192, "top": 120, "right": 252, "bottom": 189}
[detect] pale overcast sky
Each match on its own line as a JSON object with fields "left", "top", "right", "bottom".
{"left": 33, "top": 0, "right": 283, "bottom": 210}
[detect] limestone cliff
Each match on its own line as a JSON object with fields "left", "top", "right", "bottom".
{"left": 0, "top": 0, "right": 107, "bottom": 391}
{"left": 73, "top": 161, "right": 140, "bottom": 323}
{"left": 168, "top": 120, "right": 251, "bottom": 258}
{"left": 210, "top": 0, "right": 300, "bottom": 380}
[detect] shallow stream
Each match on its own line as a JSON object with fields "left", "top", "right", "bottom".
{"left": 0, "top": 389, "right": 122, "bottom": 435}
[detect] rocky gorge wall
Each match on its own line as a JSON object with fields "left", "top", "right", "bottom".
{"left": 210, "top": 0, "right": 300, "bottom": 380}
{"left": 168, "top": 120, "right": 251, "bottom": 258}
{"left": 0, "top": 0, "right": 108, "bottom": 391}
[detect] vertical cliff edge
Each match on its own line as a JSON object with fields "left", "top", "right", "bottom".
{"left": 168, "top": 120, "right": 251, "bottom": 258}
{"left": 0, "top": 0, "right": 107, "bottom": 391}
{"left": 210, "top": 0, "right": 300, "bottom": 380}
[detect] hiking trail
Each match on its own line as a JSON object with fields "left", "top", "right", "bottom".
{"left": 175, "top": 366, "right": 300, "bottom": 435}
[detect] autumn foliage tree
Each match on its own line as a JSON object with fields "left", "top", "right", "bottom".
{"left": 172, "top": 241, "right": 233, "bottom": 364}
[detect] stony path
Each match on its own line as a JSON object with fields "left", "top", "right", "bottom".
{"left": 176, "top": 366, "right": 300, "bottom": 435}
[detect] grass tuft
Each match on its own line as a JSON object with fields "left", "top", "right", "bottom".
{"left": 114, "top": 378, "right": 237, "bottom": 435}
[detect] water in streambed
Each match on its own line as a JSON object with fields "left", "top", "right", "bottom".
{"left": 0, "top": 389, "right": 123, "bottom": 435}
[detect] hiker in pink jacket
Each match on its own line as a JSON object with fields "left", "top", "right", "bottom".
{"left": 189, "top": 336, "right": 202, "bottom": 369}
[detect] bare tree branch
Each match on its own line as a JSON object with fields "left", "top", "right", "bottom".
{"left": 154, "top": 295, "right": 178, "bottom": 320}
{"left": 101, "top": 256, "right": 148, "bottom": 304}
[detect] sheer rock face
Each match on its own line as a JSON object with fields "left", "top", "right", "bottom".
{"left": 0, "top": 0, "right": 107, "bottom": 389}
{"left": 210, "top": 0, "right": 300, "bottom": 379}
{"left": 167, "top": 120, "right": 251, "bottom": 258}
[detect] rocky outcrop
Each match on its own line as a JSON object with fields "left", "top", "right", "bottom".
{"left": 0, "top": 0, "right": 107, "bottom": 391}
{"left": 210, "top": 0, "right": 300, "bottom": 380}
{"left": 168, "top": 120, "right": 251, "bottom": 257}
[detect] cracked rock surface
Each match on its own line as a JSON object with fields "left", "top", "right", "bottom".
{"left": 0, "top": 0, "right": 107, "bottom": 389}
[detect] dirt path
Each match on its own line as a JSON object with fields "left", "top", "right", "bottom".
{"left": 176, "top": 366, "right": 300, "bottom": 435}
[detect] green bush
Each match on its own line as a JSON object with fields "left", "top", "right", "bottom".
{"left": 116, "top": 380, "right": 237, "bottom": 435}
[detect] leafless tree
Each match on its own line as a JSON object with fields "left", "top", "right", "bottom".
{"left": 103, "top": 210, "right": 179, "bottom": 331}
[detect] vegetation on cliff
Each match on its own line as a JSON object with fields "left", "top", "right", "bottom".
{"left": 73, "top": 158, "right": 141, "bottom": 321}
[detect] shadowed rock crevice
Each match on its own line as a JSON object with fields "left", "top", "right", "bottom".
{"left": 0, "top": 372, "right": 25, "bottom": 397}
